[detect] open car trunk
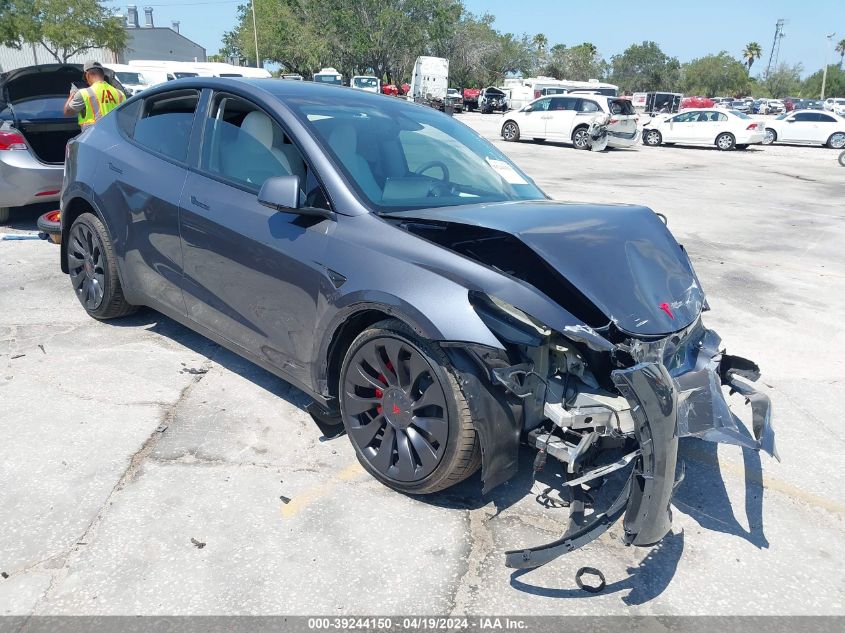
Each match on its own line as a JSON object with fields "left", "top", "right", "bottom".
{"left": 0, "top": 64, "right": 122, "bottom": 164}
{"left": 18, "top": 120, "right": 79, "bottom": 164}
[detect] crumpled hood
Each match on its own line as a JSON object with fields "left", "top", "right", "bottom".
{"left": 389, "top": 200, "right": 705, "bottom": 336}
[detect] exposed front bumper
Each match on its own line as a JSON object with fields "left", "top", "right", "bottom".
{"left": 504, "top": 320, "right": 776, "bottom": 569}
{"left": 0, "top": 149, "right": 64, "bottom": 208}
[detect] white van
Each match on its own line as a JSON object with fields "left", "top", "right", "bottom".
{"left": 313, "top": 67, "right": 343, "bottom": 85}
{"left": 351, "top": 75, "right": 380, "bottom": 93}
{"left": 103, "top": 63, "right": 151, "bottom": 96}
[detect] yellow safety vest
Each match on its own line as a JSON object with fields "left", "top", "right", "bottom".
{"left": 78, "top": 81, "right": 125, "bottom": 127}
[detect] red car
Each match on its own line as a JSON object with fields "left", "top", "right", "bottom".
{"left": 462, "top": 88, "right": 481, "bottom": 111}
{"left": 381, "top": 84, "right": 399, "bottom": 96}
{"left": 681, "top": 96, "right": 715, "bottom": 109}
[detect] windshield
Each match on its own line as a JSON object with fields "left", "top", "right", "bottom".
{"left": 315, "top": 74, "right": 342, "bottom": 85}
{"left": 287, "top": 98, "right": 544, "bottom": 212}
{"left": 354, "top": 77, "right": 379, "bottom": 89}
{"left": 115, "top": 71, "right": 145, "bottom": 85}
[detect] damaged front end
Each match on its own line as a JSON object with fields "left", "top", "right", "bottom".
{"left": 456, "top": 293, "right": 778, "bottom": 570}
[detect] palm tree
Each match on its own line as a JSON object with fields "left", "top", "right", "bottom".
{"left": 742, "top": 42, "right": 763, "bottom": 70}
{"left": 837, "top": 39, "right": 845, "bottom": 68}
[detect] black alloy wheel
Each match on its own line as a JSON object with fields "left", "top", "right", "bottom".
{"left": 68, "top": 220, "right": 107, "bottom": 311}
{"left": 67, "top": 213, "right": 137, "bottom": 319}
{"left": 339, "top": 319, "right": 480, "bottom": 494}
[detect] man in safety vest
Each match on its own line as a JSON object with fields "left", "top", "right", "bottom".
{"left": 63, "top": 60, "right": 125, "bottom": 126}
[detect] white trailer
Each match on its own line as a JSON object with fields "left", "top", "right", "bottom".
{"left": 409, "top": 56, "right": 449, "bottom": 103}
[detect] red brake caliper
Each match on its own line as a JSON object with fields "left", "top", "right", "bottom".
{"left": 374, "top": 361, "right": 394, "bottom": 415}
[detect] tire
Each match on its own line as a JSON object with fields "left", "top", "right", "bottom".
{"left": 839, "top": 150, "right": 845, "bottom": 168}
{"left": 643, "top": 129, "right": 662, "bottom": 146}
{"left": 501, "top": 120, "right": 520, "bottom": 142}
{"left": 715, "top": 132, "right": 735, "bottom": 151}
{"left": 36, "top": 210, "right": 61, "bottom": 234}
{"left": 572, "top": 126, "right": 590, "bottom": 150}
{"left": 339, "top": 318, "right": 481, "bottom": 495}
{"left": 0, "top": 207, "right": 8, "bottom": 223}
{"left": 762, "top": 128, "right": 776, "bottom": 145}
{"left": 67, "top": 212, "right": 137, "bottom": 320}
{"left": 827, "top": 132, "right": 845, "bottom": 150}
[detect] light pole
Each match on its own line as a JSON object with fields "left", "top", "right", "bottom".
{"left": 251, "top": 0, "right": 261, "bottom": 69}
{"left": 821, "top": 32, "right": 835, "bottom": 100}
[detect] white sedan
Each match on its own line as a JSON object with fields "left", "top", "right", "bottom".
{"left": 642, "top": 109, "right": 765, "bottom": 150}
{"left": 500, "top": 95, "right": 639, "bottom": 149}
{"left": 763, "top": 110, "right": 845, "bottom": 149}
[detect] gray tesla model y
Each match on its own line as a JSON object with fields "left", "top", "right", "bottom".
{"left": 59, "top": 79, "right": 777, "bottom": 567}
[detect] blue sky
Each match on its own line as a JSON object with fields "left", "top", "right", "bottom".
{"left": 108, "top": 0, "right": 843, "bottom": 75}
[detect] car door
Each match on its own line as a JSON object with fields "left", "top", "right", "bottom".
{"left": 178, "top": 91, "right": 333, "bottom": 386}
{"left": 544, "top": 97, "right": 579, "bottom": 141}
{"left": 96, "top": 88, "right": 201, "bottom": 316}
{"left": 814, "top": 113, "right": 840, "bottom": 144}
{"left": 689, "top": 111, "right": 723, "bottom": 144}
{"left": 780, "top": 112, "right": 818, "bottom": 142}
{"left": 519, "top": 97, "right": 551, "bottom": 138}
{"left": 661, "top": 111, "right": 694, "bottom": 142}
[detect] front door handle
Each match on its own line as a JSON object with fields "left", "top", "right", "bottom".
{"left": 190, "top": 195, "right": 210, "bottom": 211}
{"left": 108, "top": 161, "right": 123, "bottom": 174}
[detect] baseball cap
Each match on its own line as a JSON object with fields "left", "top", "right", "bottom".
{"left": 83, "top": 60, "right": 104, "bottom": 72}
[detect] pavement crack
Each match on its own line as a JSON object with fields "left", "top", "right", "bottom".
{"left": 21, "top": 354, "right": 218, "bottom": 617}
{"left": 448, "top": 505, "right": 494, "bottom": 616}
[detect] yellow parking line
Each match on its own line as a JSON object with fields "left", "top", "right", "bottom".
{"left": 281, "top": 461, "right": 365, "bottom": 518}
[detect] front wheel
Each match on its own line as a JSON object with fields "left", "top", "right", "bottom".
{"left": 572, "top": 126, "right": 590, "bottom": 150}
{"left": 501, "top": 121, "right": 520, "bottom": 142}
{"left": 762, "top": 128, "right": 776, "bottom": 145}
{"left": 839, "top": 150, "right": 845, "bottom": 167}
{"left": 716, "top": 132, "right": 735, "bottom": 151}
{"left": 643, "top": 129, "right": 662, "bottom": 146}
{"left": 339, "top": 319, "right": 480, "bottom": 494}
{"left": 827, "top": 132, "right": 845, "bottom": 149}
{"left": 67, "top": 213, "right": 137, "bottom": 320}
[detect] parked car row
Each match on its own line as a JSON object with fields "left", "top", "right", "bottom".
{"left": 497, "top": 95, "right": 845, "bottom": 152}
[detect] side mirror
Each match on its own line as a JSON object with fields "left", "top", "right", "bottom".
{"left": 523, "top": 105, "right": 533, "bottom": 112}
{"left": 786, "top": 117, "right": 796, "bottom": 122}
{"left": 257, "top": 176, "right": 332, "bottom": 219}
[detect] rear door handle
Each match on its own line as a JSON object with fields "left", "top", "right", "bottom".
{"left": 190, "top": 195, "right": 209, "bottom": 211}
{"left": 108, "top": 161, "right": 123, "bottom": 174}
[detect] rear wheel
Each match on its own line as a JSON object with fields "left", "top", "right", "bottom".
{"left": 572, "top": 126, "right": 590, "bottom": 150}
{"left": 762, "top": 128, "right": 776, "bottom": 145}
{"left": 501, "top": 121, "right": 520, "bottom": 142}
{"left": 67, "top": 213, "right": 137, "bottom": 320}
{"left": 643, "top": 129, "right": 662, "bottom": 146}
{"left": 716, "top": 132, "right": 735, "bottom": 151}
{"left": 0, "top": 207, "right": 8, "bottom": 223}
{"left": 339, "top": 319, "right": 480, "bottom": 494}
{"left": 827, "top": 132, "right": 845, "bottom": 149}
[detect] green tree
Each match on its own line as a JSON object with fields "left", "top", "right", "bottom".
{"left": 1, "top": 0, "right": 126, "bottom": 63}
{"left": 543, "top": 42, "right": 606, "bottom": 81}
{"left": 764, "top": 62, "right": 802, "bottom": 98}
{"left": 609, "top": 41, "right": 681, "bottom": 92}
{"left": 836, "top": 39, "right": 845, "bottom": 68}
{"left": 802, "top": 64, "right": 845, "bottom": 98}
{"left": 681, "top": 52, "right": 750, "bottom": 97}
{"left": 742, "top": 42, "right": 763, "bottom": 70}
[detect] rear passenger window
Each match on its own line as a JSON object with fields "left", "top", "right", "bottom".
{"left": 116, "top": 99, "right": 141, "bottom": 137}
{"left": 579, "top": 100, "right": 599, "bottom": 113}
{"left": 817, "top": 114, "right": 835, "bottom": 123}
{"left": 550, "top": 97, "right": 577, "bottom": 111}
{"left": 132, "top": 89, "right": 199, "bottom": 162}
